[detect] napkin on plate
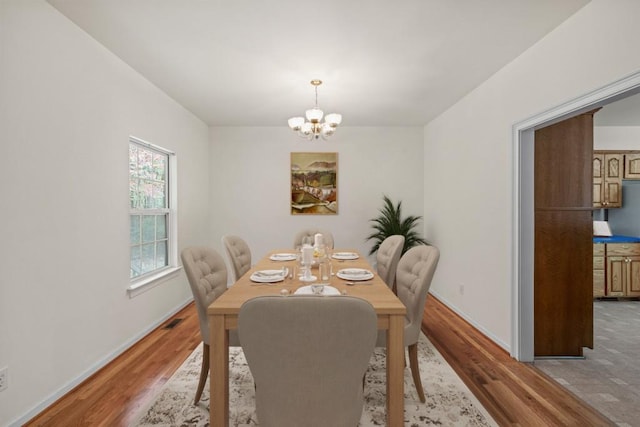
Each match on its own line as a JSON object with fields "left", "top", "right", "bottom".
{"left": 341, "top": 269, "right": 370, "bottom": 275}
{"left": 254, "top": 269, "right": 287, "bottom": 278}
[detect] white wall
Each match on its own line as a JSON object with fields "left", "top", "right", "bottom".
{"left": 424, "top": 0, "right": 640, "bottom": 351}
{"left": 0, "top": 1, "right": 210, "bottom": 425}
{"left": 595, "top": 126, "right": 640, "bottom": 150}
{"left": 209, "top": 127, "right": 425, "bottom": 270}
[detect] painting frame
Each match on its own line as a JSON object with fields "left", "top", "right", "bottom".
{"left": 290, "top": 152, "right": 338, "bottom": 215}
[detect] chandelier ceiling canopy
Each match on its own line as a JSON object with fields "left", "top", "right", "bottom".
{"left": 288, "top": 80, "right": 342, "bottom": 140}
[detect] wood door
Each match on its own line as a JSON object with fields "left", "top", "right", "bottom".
{"left": 624, "top": 153, "right": 640, "bottom": 179}
{"left": 534, "top": 111, "right": 595, "bottom": 357}
{"left": 593, "top": 154, "right": 603, "bottom": 207}
{"left": 607, "top": 257, "right": 626, "bottom": 296}
{"left": 604, "top": 154, "right": 623, "bottom": 207}
{"left": 627, "top": 257, "right": 640, "bottom": 297}
{"left": 593, "top": 244, "right": 605, "bottom": 298}
{"left": 594, "top": 152, "right": 623, "bottom": 207}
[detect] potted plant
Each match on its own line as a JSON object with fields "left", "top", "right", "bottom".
{"left": 365, "top": 195, "right": 428, "bottom": 256}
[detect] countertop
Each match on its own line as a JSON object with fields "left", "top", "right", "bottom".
{"left": 593, "top": 235, "right": 640, "bottom": 244}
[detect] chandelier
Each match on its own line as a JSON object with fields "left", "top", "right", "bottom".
{"left": 288, "top": 79, "right": 342, "bottom": 140}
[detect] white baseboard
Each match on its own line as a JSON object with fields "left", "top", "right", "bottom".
{"left": 428, "top": 290, "right": 510, "bottom": 353}
{"left": 8, "top": 297, "right": 193, "bottom": 427}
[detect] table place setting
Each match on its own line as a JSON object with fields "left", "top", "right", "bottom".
{"left": 269, "top": 252, "right": 297, "bottom": 261}
{"left": 331, "top": 251, "right": 359, "bottom": 260}
{"left": 336, "top": 268, "right": 374, "bottom": 281}
{"left": 250, "top": 268, "right": 288, "bottom": 283}
{"left": 294, "top": 284, "right": 341, "bottom": 296}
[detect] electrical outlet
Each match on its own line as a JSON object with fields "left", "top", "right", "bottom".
{"left": 0, "top": 366, "right": 7, "bottom": 392}
{"left": 459, "top": 284, "right": 465, "bottom": 295}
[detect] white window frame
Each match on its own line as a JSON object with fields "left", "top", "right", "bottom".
{"left": 127, "top": 136, "right": 180, "bottom": 297}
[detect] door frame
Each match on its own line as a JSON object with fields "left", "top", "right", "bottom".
{"left": 512, "top": 70, "right": 640, "bottom": 362}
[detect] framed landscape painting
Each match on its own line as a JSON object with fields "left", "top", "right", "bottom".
{"left": 291, "top": 152, "right": 338, "bottom": 215}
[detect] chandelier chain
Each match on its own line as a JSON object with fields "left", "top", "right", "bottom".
{"left": 315, "top": 85, "right": 319, "bottom": 108}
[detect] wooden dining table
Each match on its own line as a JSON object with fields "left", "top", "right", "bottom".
{"left": 207, "top": 249, "right": 407, "bottom": 426}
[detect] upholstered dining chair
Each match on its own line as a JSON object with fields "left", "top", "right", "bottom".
{"left": 222, "top": 235, "right": 252, "bottom": 282}
{"left": 375, "top": 245, "right": 439, "bottom": 403}
{"left": 238, "top": 295, "right": 377, "bottom": 427}
{"left": 181, "top": 246, "right": 240, "bottom": 405}
{"left": 376, "top": 235, "right": 405, "bottom": 291}
{"left": 293, "top": 228, "right": 334, "bottom": 249}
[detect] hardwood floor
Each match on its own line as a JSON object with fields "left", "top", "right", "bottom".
{"left": 24, "top": 303, "right": 202, "bottom": 427}
{"left": 25, "top": 297, "right": 613, "bottom": 426}
{"left": 422, "top": 296, "right": 613, "bottom": 426}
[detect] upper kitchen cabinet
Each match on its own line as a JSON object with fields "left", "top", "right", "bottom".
{"left": 593, "top": 152, "right": 623, "bottom": 208}
{"left": 624, "top": 153, "right": 640, "bottom": 179}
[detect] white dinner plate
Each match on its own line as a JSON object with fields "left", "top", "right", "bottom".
{"left": 332, "top": 252, "right": 359, "bottom": 260}
{"left": 294, "top": 285, "right": 341, "bottom": 296}
{"left": 337, "top": 268, "right": 374, "bottom": 281}
{"left": 250, "top": 269, "right": 286, "bottom": 283}
{"left": 269, "top": 253, "right": 297, "bottom": 261}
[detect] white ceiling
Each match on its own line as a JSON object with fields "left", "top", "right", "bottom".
{"left": 47, "top": 0, "right": 592, "bottom": 127}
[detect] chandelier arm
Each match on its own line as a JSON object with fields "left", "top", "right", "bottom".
{"left": 289, "top": 79, "right": 339, "bottom": 141}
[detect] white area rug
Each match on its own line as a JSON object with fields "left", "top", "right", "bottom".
{"left": 131, "top": 334, "right": 496, "bottom": 426}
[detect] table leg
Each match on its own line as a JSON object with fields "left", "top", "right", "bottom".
{"left": 387, "top": 314, "right": 404, "bottom": 426}
{"left": 210, "top": 314, "right": 229, "bottom": 427}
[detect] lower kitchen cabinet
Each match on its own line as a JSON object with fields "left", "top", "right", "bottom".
{"left": 599, "top": 243, "right": 640, "bottom": 297}
{"left": 593, "top": 244, "right": 605, "bottom": 297}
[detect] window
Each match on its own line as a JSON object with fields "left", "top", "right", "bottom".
{"left": 129, "top": 137, "right": 178, "bottom": 292}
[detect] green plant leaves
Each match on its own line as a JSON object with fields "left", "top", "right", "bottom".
{"left": 365, "top": 195, "right": 428, "bottom": 255}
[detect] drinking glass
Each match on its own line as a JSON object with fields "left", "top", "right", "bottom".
{"left": 288, "top": 262, "right": 297, "bottom": 281}
{"left": 325, "top": 247, "right": 334, "bottom": 276}
{"left": 320, "top": 260, "right": 330, "bottom": 281}
{"left": 302, "top": 260, "right": 313, "bottom": 281}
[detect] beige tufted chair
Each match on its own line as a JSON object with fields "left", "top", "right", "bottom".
{"left": 222, "top": 235, "right": 252, "bottom": 282}
{"left": 181, "top": 246, "right": 240, "bottom": 404}
{"left": 239, "top": 295, "right": 377, "bottom": 427}
{"left": 376, "top": 235, "right": 405, "bottom": 291}
{"left": 293, "top": 228, "right": 334, "bottom": 249}
{"left": 375, "top": 245, "right": 439, "bottom": 402}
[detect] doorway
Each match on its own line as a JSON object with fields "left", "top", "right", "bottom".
{"left": 513, "top": 70, "right": 640, "bottom": 362}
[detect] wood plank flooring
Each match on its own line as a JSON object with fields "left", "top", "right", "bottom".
{"left": 422, "top": 296, "right": 613, "bottom": 426}
{"left": 24, "top": 303, "right": 202, "bottom": 427}
{"left": 25, "top": 297, "right": 613, "bottom": 426}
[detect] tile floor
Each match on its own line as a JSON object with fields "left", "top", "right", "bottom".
{"left": 535, "top": 300, "right": 640, "bottom": 426}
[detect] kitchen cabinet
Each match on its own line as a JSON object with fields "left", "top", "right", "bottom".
{"left": 607, "top": 257, "right": 627, "bottom": 296}
{"left": 593, "top": 152, "right": 622, "bottom": 208}
{"left": 604, "top": 243, "right": 640, "bottom": 297}
{"left": 624, "top": 153, "right": 640, "bottom": 179}
{"left": 593, "top": 244, "right": 605, "bottom": 297}
{"left": 592, "top": 240, "right": 640, "bottom": 298}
